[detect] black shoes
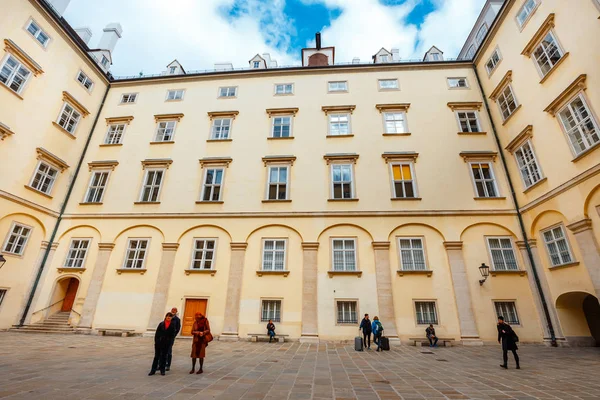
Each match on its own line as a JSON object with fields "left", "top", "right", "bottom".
{"left": 160, "top": 371, "right": 165, "bottom": 376}
{"left": 148, "top": 371, "right": 156, "bottom": 376}
{"left": 166, "top": 367, "right": 170, "bottom": 371}
{"left": 516, "top": 365, "right": 521, "bottom": 369}
{"left": 500, "top": 364, "right": 508, "bottom": 369}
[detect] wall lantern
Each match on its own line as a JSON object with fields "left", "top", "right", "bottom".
{"left": 0, "top": 255, "right": 6, "bottom": 269}
{"left": 479, "top": 263, "right": 490, "bottom": 286}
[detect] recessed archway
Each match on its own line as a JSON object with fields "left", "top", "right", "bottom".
{"left": 556, "top": 291, "right": 600, "bottom": 347}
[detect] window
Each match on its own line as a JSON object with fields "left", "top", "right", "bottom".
{"left": 391, "top": 163, "right": 416, "bottom": 198}
{"left": 155, "top": 121, "right": 176, "bottom": 142}
{"left": 104, "top": 124, "right": 125, "bottom": 145}
{"left": 84, "top": 171, "right": 109, "bottom": 203}
{"left": 0, "top": 55, "right": 32, "bottom": 94}
{"left": 331, "top": 164, "right": 354, "bottom": 199}
{"left": 328, "top": 81, "right": 348, "bottom": 92}
{"left": 169, "top": 66, "right": 177, "bottom": 74}
{"left": 267, "top": 166, "right": 289, "bottom": 200}
{"left": 63, "top": 239, "right": 90, "bottom": 268}
{"left": 190, "top": 239, "right": 216, "bottom": 270}
{"left": 336, "top": 301, "right": 358, "bottom": 324}
{"left": 398, "top": 238, "right": 426, "bottom": 270}
{"left": 211, "top": 118, "right": 231, "bottom": 140}
{"left": 497, "top": 85, "right": 519, "bottom": 121}
{"left": 123, "top": 239, "right": 149, "bottom": 269}
{"left": 332, "top": 239, "right": 357, "bottom": 271}
{"left": 0, "top": 289, "right": 6, "bottom": 307}
{"left": 466, "top": 45, "right": 476, "bottom": 59}
{"left": 29, "top": 161, "right": 58, "bottom": 195}
{"left": 26, "top": 19, "right": 50, "bottom": 47}
{"left": 456, "top": 111, "right": 481, "bottom": 133}
{"left": 219, "top": 86, "right": 237, "bottom": 98}
{"left": 487, "top": 237, "right": 519, "bottom": 270}
{"left": 448, "top": 77, "right": 468, "bottom": 88}
{"left": 56, "top": 103, "right": 82, "bottom": 134}
{"left": 494, "top": 302, "right": 520, "bottom": 325}
{"left": 201, "top": 168, "right": 224, "bottom": 201}
{"left": 380, "top": 55, "right": 389, "bottom": 62}
{"left": 470, "top": 162, "right": 499, "bottom": 198}
{"left": 261, "top": 300, "right": 281, "bottom": 322}
{"left": 253, "top": 61, "right": 260, "bottom": 68}
{"left": 166, "top": 89, "right": 184, "bottom": 101}
{"left": 533, "top": 31, "right": 564, "bottom": 77}
{"left": 475, "top": 24, "right": 488, "bottom": 45}
{"left": 516, "top": 0, "right": 538, "bottom": 28}
{"left": 120, "top": 93, "right": 137, "bottom": 104}
{"left": 2, "top": 223, "right": 31, "bottom": 255}
{"left": 514, "top": 141, "right": 543, "bottom": 188}
{"left": 76, "top": 71, "right": 93, "bottom": 91}
{"left": 275, "top": 83, "right": 293, "bottom": 95}
{"left": 272, "top": 116, "right": 292, "bottom": 138}
{"left": 329, "top": 114, "right": 350, "bottom": 136}
{"left": 415, "top": 301, "right": 438, "bottom": 325}
{"left": 431, "top": 53, "right": 441, "bottom": 61}
{"left": 557, "top": 94, "right": 600, "bottom": 156}
{"left": 542, "top": 225, "right": 574, "bottom": 267}
{"left": 262, "top": 239, "right": 286, "bottom": 271}
{"left": 139, "top": 169, "right": 164, "bottom": 202}
{"left": 100, "top": 55, "right": 109, "bottom": 68}
{"left": 378, "top": 79, "right": 398, "bottom": 90}
{"left": 486, "top": 49, "right": 502, "bottom": 75}
{"left": 383, "top": 112, "right": 408, "bottom": 134}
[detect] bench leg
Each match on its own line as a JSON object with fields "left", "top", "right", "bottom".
{"left": 251, "top": 336, "right": 257, "bottom": 342}
{"left": 444, "top": 341, "right": 452, "bottom": 347}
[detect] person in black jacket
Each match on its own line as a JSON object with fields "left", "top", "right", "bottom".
{"left": 149, "top": 312, "right": 177, "bottom": 376}
{"left": 426, "top": 324, "right": 438, "bottom": 347}
{"left": 166, "top": 307, "right": 181, "bottom": 371}
{"left": 266, "top": 319, "right": 276, "bottom": 343}
{"left": 497, "top": 316, "right": 520, "bottom": 369}
{"left": 359, "top": 314, "right": 372, "bottom": 350}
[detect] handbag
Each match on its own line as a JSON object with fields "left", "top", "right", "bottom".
{"left": 205, "top": 332, "right": 214, "bottom": 343}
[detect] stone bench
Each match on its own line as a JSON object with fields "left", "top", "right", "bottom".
{"left": 409, "top": 337, "right": 455, "bottom": 347}
{"left": 97, "top": 328, "right": 135, "bottom": 337}
{"left": 247, "top": 333, "right": 289, "bottom": 343}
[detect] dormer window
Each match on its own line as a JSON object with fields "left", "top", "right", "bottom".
{"left": 253, "top": 61, "right": 260, "bottom": 68}
{"left": 100, "top": 55, "right": 109, "bottom": 68}
{"left": 169, "top": 66, "right": 177, "bottom": 74}
{"left": 431, "top": 53, "right": 441, "bottom": 61}
{"left": 380, "top": 55, "right": 389, "bottom": 62}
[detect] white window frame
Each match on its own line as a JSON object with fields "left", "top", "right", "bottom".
{"left": 261, "top": 299, "right": 282, "bottom": 322}
{"left": 378, "top": 79, "right": 399, "bottom": 90}
{"left": 76, "top": 70, "right": 94, "bottom": 92}
{"left": 414, "top": 301, "right": 438, "bottom": 325}
{"left": 122, "top": 238, "right": 150, "bottom": 269}
{"left": 100, "top": 55, "right": 109, "bottom": 68}
{"left": 328, "top": 81, "right": 348, "bottom": 93}
{"left": 398, "top": 237, "right": 427, "bottom": 271}
{"left": 29, "top": 160, "right": 59, "bottom": 195}
{"left": 274, "top": 83, "right": 293, "bottom": 95}
{"left": 331, "top": 238, "right": 357, "bottom": 271}
{"left": 447, "top": 77, "right": 469, "bottom": 89}
{"left": 466, "top": 45, "right": 476, "bottom": 59}
{"left": 218, "top": 86, "right": 237, "bottom": 98}
{"left": 200, "top": 167, "right": 225, "bottom": 202}
{"left": 469, "top": 161, "right": 500, "bottom": 198}
{"left": 271, "top": 115, "right": 293, "bottom": 138}
{"left": 166, "top": 89, "right": 185, "bottom": 101}
{"left": 56, "top": 102, "right": 82, "bottom": 135}
{"left": 486, "top": 237, "right": 519, "bottom": 271}
{"left": 210, "top": 118, "right": 232, "bottom": 140}
{"left": 382, "top": 111, "right": 408, "bottom": 134}
{"left": 541, "top": 224, "right": 575, "bottom": 267}
{"left": 475, "top": 23, "right": 488, "bottom": 46}
{"left": 261, "top": 239, "right": 287, "bottom": 271}
{"left": 83, "top": 170, "right": 110, "bottom": 203}
{"left": 485, "top": 47, "right": 502, "bottom": 76}
{"left": 336, "top": 300, "right": 358, "bottom": 325}
{"left": 330, "top": 163, "right": 355, "bottom": 200}
{"left": 25, "top": 18, "right": 51, "bottom": 48}
{"left": 494, "top": 301, "right": 520, "bottom": 325}
{"left": 104, "top": 123, "right": 126, "bottom": 145}
{"left": 266, "top": 165, "right": 290, "bottom": 200}
{"left": 120, "top": 93, "right": 138, "bottom": 104}
{"left": 556, "top": 93, "right": 600, "bottom": 157}
{"left": 497, "top": 84, "right": 519, "bottom": 121}
{"left": 514, "top": 140, "right": 544, "bottom": 189}
{"left": 154, "top": 120, "right": 177, "bottom": 142}
{"left": 2, "top": 222, "right": 32, "bottom": 256}
{"left": 63, "top": 238, "right": 91, "bottom": 269}
{"left": 389, "top": 162, "right": 417, "bottom": 198}
{"left": 532, "top": 30, "right": 565, "bottom": 78}
{"left": 189, "top": 238, "right": 217, "bottom": 270}
{"left": 138, "top": 168, "right": 165, "bottom": 203}
{"left": 169, "top": 66, "right": 177, "bottom": 74}
{"left": 515, "top": 0, "right": 539, "bottom": 30}
{"left": 0, "top": 289, "right": 7, "bottom": 308}
{"left": 328, "top": 113, "right": 351, "bottom": 136}
{"left": 253, "top": 61, "right": 261, "bottom": 68}
{"left": 455, "top": 110, "right": 482, "bottom": 133}
{"left": 0, "top": 54, "right": 33, "bottom": 95}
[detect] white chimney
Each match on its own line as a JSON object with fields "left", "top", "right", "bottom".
{"left": 262, "top": 53, "right": 272, "bottom": 64}
{"left": 75, "top": 27, "right": 92, "bottom": 45}
{"left": 214, "top": 63, "right": 234, "bottom": 71}
{"left": 391, "top": 48, "right": 400, "bottom": 61}
{"left": 352, "top": 57, "right": 360, "bottom": 64}
{"left": 97, "top": 23, "right": 123, "bottom": 53}
{"left": 47, "top": 0, "right": 70, "bottom": 15}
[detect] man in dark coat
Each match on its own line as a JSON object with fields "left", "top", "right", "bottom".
{"left": 497, "top": 316, "right": 520, "bottom": 369}
{"left": 426, "top": 324, "right": 438, "bottom": 347}
{"left": 166, "top": 307, "right": 181, "bottom": 371}
{"left": 359, "top": 314, "right": 372, "bottom": 350}
{"left": 149, "top": 312, "right": 177, "bottom": 376}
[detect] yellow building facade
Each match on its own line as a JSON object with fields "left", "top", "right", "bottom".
{"left": 0, "top": 0, "right": 598, "bottom": 345}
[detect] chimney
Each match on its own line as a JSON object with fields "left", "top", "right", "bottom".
{"left": 315, "top": 32, "right": 321, "bottom": 50}
{"left": 47, "top": 0, "right": 70, "bottom": 15}
{"left": 75, "top": 27, "right": 92, "bottom": 45}
{"left": 391, "top": 48, "right": 400, "bottom": 61}
{"left": 97, "top": 23, "right": 123, "bottom": 53}
{"left": 352, "top": 57, "right": 360, "bottom": 64}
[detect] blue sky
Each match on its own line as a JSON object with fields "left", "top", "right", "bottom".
{"left": 62, "top": 0, "right": 487, "bottom": 76}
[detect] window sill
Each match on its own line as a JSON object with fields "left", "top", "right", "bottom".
{"left": 51, "top": 121, "right": 76, "bottom": 139}
{"left": 217, "top": 96, "right": 237, "bottom": 99}
{"left": 327, "top": 134, "right": 354, "bottom": 138}
{"left": 116, "top": 268, "right": 147, "bottom": 275}
{"left": 262, "top": 199, "right": 292, "bottom": 203}
{"left": 382, "top": 132, "right": 411, "bottom": 136}
{"left": 195, "top": 200, "right": 224, "bottom": 204}
{"left": 0, "top": 252, "right": 24, "bottom": 259}
{"left": 327, "top": 270, "right": 362, "bottom": 278}
{"left": 256, "top": 270, "right": 290, "bottom": 277}
{"left": 501, "top": 105, "right": 522, "bottom": 126}
{"left": 165, "top": 99, "right": 183, "bottom": 102}
{"left": 397, "top": 270, "right": 432, "bottom": 277}
{"left": 328, "top": 198, "right": 359, "bottom": 202}
{"left": 549, "top": 261, "right": 580, "bottom": 271}
{"left": 267, "top": 136, "right": 294, "bottom": 140}
{"left": 79, "top": 202, "right": 103, "bottom": 205}
{"left": 150, "top": 141, "right": 175, "bottom": 145}
{"left": 185, "top": 269, "right": 216, "bottom": 276}
{"left": 571, "top": 142, "right": 600, "bottom": 162}
{"left": 99, "top": 143, "right": 123, "bottom": 147}
{"left": 0, "top": 83, "right": 24, "bottom": 100}
{"left": 523, "top": 177, "right": 547, "bottom": 194}
{"left": 134, "top": 201, "right": 161, "bottom": 204}
{"left": 391, "top": 197, "right": 422, "bottom": 201}
{"left": 473, "top": 196, "right": 507, "bottom": 200}
{"left": 57, "top": 267, "right": 86, "bottom": 274}
{"left": 457, "top": 131, "right": 487, "bottom": 135}
{"left": 206, "top": 138, "right": 232, "bottom": 142}
{"left": 490, "top": 270, "right": 527, "bottom": 277}
{"left": 24, "top": 185, "right": 53, "bottom": 199}
{"left": 539, "top": 53, "right": 569, "bottom": 84}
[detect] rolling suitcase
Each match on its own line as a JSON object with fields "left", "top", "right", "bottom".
{"left": 380, "top": 336, "right": 390, "bottom": 351}
{"left": 355, "top": 336, "right": 363, "bottom": 351}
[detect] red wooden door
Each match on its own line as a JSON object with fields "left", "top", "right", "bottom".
{"left": 61, "top": 279, "right": 79, "bottom": 311}
{"left": 181, "top": 299, "right": 207, "bottom": 336}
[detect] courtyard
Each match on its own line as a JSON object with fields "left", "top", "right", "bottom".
{"left": 0, "top": 333, "right": 599, "bottom": 399}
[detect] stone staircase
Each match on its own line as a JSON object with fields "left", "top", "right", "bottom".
{"left": 10, "top": 311, "right": 76, "bottom": 334}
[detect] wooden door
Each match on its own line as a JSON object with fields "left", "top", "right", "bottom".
{"left": 181, "top": 299, "right": 207, "bottom": 336}
{"left": 61, "top": 279, "right": 79, "bottom": 312}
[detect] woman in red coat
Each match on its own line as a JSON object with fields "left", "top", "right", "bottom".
{"left": 190, "top": 312, "right": 211, "bottom": 374}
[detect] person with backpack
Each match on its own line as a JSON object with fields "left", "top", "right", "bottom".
{"left": 266, "top": 319, "right": 276, "bottom": 343}
{"left": 358, "top": 314, "right": 372, "bottom": 350}
{"left": 497, "top": 316, "right": 520, "bottom": 369}
{"left": 371, "top": 316, "right": 384, "bottom": 352}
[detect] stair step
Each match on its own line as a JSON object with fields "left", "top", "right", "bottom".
{"left": 10, "top": 329, "right": 76, "bottom": 334}
{"left": 17, "top": 327, "right": 75, "bottom": 332}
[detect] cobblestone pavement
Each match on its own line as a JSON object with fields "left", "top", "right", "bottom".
{"left": 0, "top": 333, "right": 599, "bottom": 400}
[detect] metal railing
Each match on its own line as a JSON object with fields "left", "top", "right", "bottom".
{"left": 31, "top": 298, "right": 65, "bottom": 315}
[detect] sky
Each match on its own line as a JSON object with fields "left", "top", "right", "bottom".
{"left": 62, "top": 0, "right": 488, "bottom": 77}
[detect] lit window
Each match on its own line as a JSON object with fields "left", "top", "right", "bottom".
{"left": 123, "top": 239, "right": 149, "bottom": 269}
{"left": 415, "top": 301, "right": 437, "bottom": 325}
{"left": 261, "top": 300, "right": 281, "bottom": 322}
{"left": 63, "top": 239, "right": 90, "bottom": 268}
{"left": 470, "top": 162, "right": 499, "bottom": 198}
{"left": 155, "top": 121, "right": 176, "bottom": 142}
{"left": 2, "top": 223, "right": 32, "bottom": 255}
{"left": 26, "top": 19, "right": 50, "bottom": 47}
{"left": 485, "top": 49, "right": 502, "bottom": 75}
{"left": 329, "top": 113, "right": 350, "bottom": 136}
{"left": 76, "top": 71, "right": 94, "bottom": 91}
{"left": 219, "top": 86, "right": 237, "bottom": 98}
{"left": 166, "top": 89, "right": 185, "bottom": 101}
{"left": 56, "top": 103, "right": 81, "bottom": 134}
{"left": 516, "top": 0, "right": 539, "bottom": 28}
{"left": 328, "top": 81, "right": 348, "bottom": 92}
{"left": 383, "top": 112, "right": 408, "bottom": 134}
{"left": 84, "top": 171, "right": 109, "bottom": 203}
{"left": 0, "top": 55, "right": 32, "bottom": 94}
{"left": 274, "top": 83, "right": 293, "bottom": 95}
{"left": 201, "top": 168, "right": 224, "bottom": 201}
{"left": 332, "top": 238, "right": 356, "bottom": 271}
{"left": 336, "top": 301, "right": 357, "bottom": 324}
{"left": 533, "top": 31, "right": 565, "bottom": 77}
{"left": 447, "top": 77, "right": 468, "bottom": 88}
{"left": 456, "top": 111, "right": 481, "bottom": 133}
{"left": 542, "top": 225, "right": 574, "bottom": 267}
{"left": 398, "top": 238, "right": 426, "bottom": 270}
{"left": 271, "top": 116, "right": 292, "bottom": 138}
{"left": 557, "top": 94, "right": 600, "bottom": 156}
{"left": 120, "top": 93, "right": 137, "bottom": 104}
{"left": 378, "top": 79, "right": 398, "bottom": 90}
{"left": 331, "top": 164, "right": 354, "bottom": 199}
{"left": 139, "top": 169, "right": 164, "bottom": 202}
{"left": 104, "top": 124, "right": 125, "bottom": 145}
{"left": 210, "top": 118, "right": 232, "bottom": 140}
{"left": 391, "top": 163, "right": 416, "bottom": 198}
{"left": 514, "top": 141, "right": 543, "bottom": 188}
{"left": 475, "top": 24, "right": 488, "bottom": 45}
{"left": 262, "top": 239, "right": 286, "bottom": 271}
{"left": 29, "top": 161, "right": 58, "bottom": 195}
{"left": 267, "top": 165, "right": 289, "bottom": 200}
{"left": 494, "top": 302, "right": 520, "bottom": 325}
{"left": 190, "top": 239, "right": 216, "bottom": 270}
{"left": 487, "top": 237, "right": 519, "bottom": 270}
{"left": 497, "top": 84, "right": 519, "bottom": 121}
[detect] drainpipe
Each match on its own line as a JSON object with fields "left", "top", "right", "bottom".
{"left": 19, "top": 84, "right": 111, "bottom": 326}
{"left": 472, "top": 66, "right": 557, "bottom": 347}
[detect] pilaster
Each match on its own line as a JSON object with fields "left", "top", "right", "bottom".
{"left": 300, "top": 242, "right": 319, "bottom": 343}
{"left": 78, "top": 243, "right": 115, "bottom": 330}
{"left": 22, "top": 241, "right": 59, "bottom": 325}
{"left": 145, "top": 243, "right": 180, "bottom": 334}
{"left": 220, "top": 242, "right": 247, "bottom": 341}
{"left": 567, "top": 219, "right": 600, "bottom": 298}
{"left": 372, "top": 241, "right": 399, "bottom": 341}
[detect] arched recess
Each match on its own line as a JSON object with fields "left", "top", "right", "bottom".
{"left": 316, "top": 223, "right": 374, "bottom": 242}
{"left": 529, "top": 210, "right": 567, "bottom": 238}
{"left": 387, "top": 223, "right": 446, "bottom": 242}
{"left": 460, "top": 221, "right": 518, "bottom": 241}
{"left": 58, "top": 224, "right": 102, "bottom": 241}
{"left": 246, "top": 224, "right": 304, "bottom": 243}
{"left": 112, "top": 224, "right": 166, "bottom": 243}
{"left": 0, "top": 212, "right": 47, "bottom": 238}
{"left": 178, "top": 224, "right": 232, "bottom": 243}
{"left": 40, "top": 274, "right": 82, "bottom": 319}
{"left": 556, "top": 291, "right": 600, "bottom": 346}
{"left": 583, "top": 183, "right": 600, "bottom": 218}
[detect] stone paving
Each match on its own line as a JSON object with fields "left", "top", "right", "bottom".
{"left": 0, "top": 333, "right": 599, "bottom": 400}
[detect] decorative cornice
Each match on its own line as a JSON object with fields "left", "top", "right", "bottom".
{"left": 0, "top": 122, "right": 15, "bottom": 140}
{"left": 515, "top": 239, "right": 537, "bottom": 250}
{"left": 4, "top": 39, "right": 44, "bottom": 75}
{"left": 397, "top": 269, "right": 432, "bottom": 277}
{"left": 36, "top": 147, "right": 69, "bottom": 171}
{"left": 372, "top": 241, "right": 390, "bottom": 250}
{"left": 88, "top": 160, "right": 119, "bottom": 171}
{"left": 566, "top": 218, "right": 593, "bottom": 234}
{"left": 40, "top": 241, "right": 59, "bottom": 250}
{"left": 505, "top": 125, "right": 533, "bottom": 153}
{"left": 543, "top": 74, "right": 587, "bottom": 116}
{"left": 230, "top": 242, "right": 248, "bottom": 250}
{"left": 521, "top": 14, "right": 555, "bottom": 57}
{"left": 266, "top": 108, "right": 299, "bottom": 116}
{"left": 489, "top": 70, "right": 513, "bottom": 101}
{"left": 62, "top": 91, "right": 90, "bottom": 116}
{"left": 98, "top": 243, "right": 115, "bottom": 251}
{"left": 375, "top": 103, "right": 410, "bottom": 112}
{"left": 116, "top": 268, "right": 146, "bottom": 275}
{"left": 256, "top": 270, "right": 290, "bottom": 277}
{"left": 262, "top": 155, "right": 296, "bottom": 166}
{"left": 447, "top": 102, "right": 482, "bottom": 111}
{"left": 141, "top": 158, "right": 173, "bottom": 169}
{"left": 321, "top": 105, "right": 356, "bottom": 115}
{"left": 154, "top": 113, "right": 184, "bottom": 122}
{"left": 105, "top": 116, "right": 134, "bottom": 125}
{"left": 199, "top": 157, "right": 233, "bottom": 168}
{"left": 185, "top": 269, "right": 216, "bottom": 276}
{"left": 443, "top": 241, "right": 463, "bottom": 250}
{"left": 323, "top": 153, "right": 359, "bottom": 165}
{"left": 381, "top": 152, "right": 419, "bottom": 163}
{"left": 302, "top": 242, "right": 319, "bottom": 250}
{"left": 459, "top": 151, "right": 498, "bottom": 162}
{"left": 207, "top": 111, "right": 238, "bottom": 120}
{"left": 327, "top": 270, "right": 362, "bottom": 278}
{"left": 0, "top": 189, "right": 59, "bottom": 217}
{"left": 162, "top": 242, "right": 180, "bottom": 250}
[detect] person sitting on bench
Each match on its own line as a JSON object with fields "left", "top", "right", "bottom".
{"left": 266, "top": 319, "right": 276, "bottom": 343}
{"left": 426, "top": 324, "right": 438, "bottom": 347}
